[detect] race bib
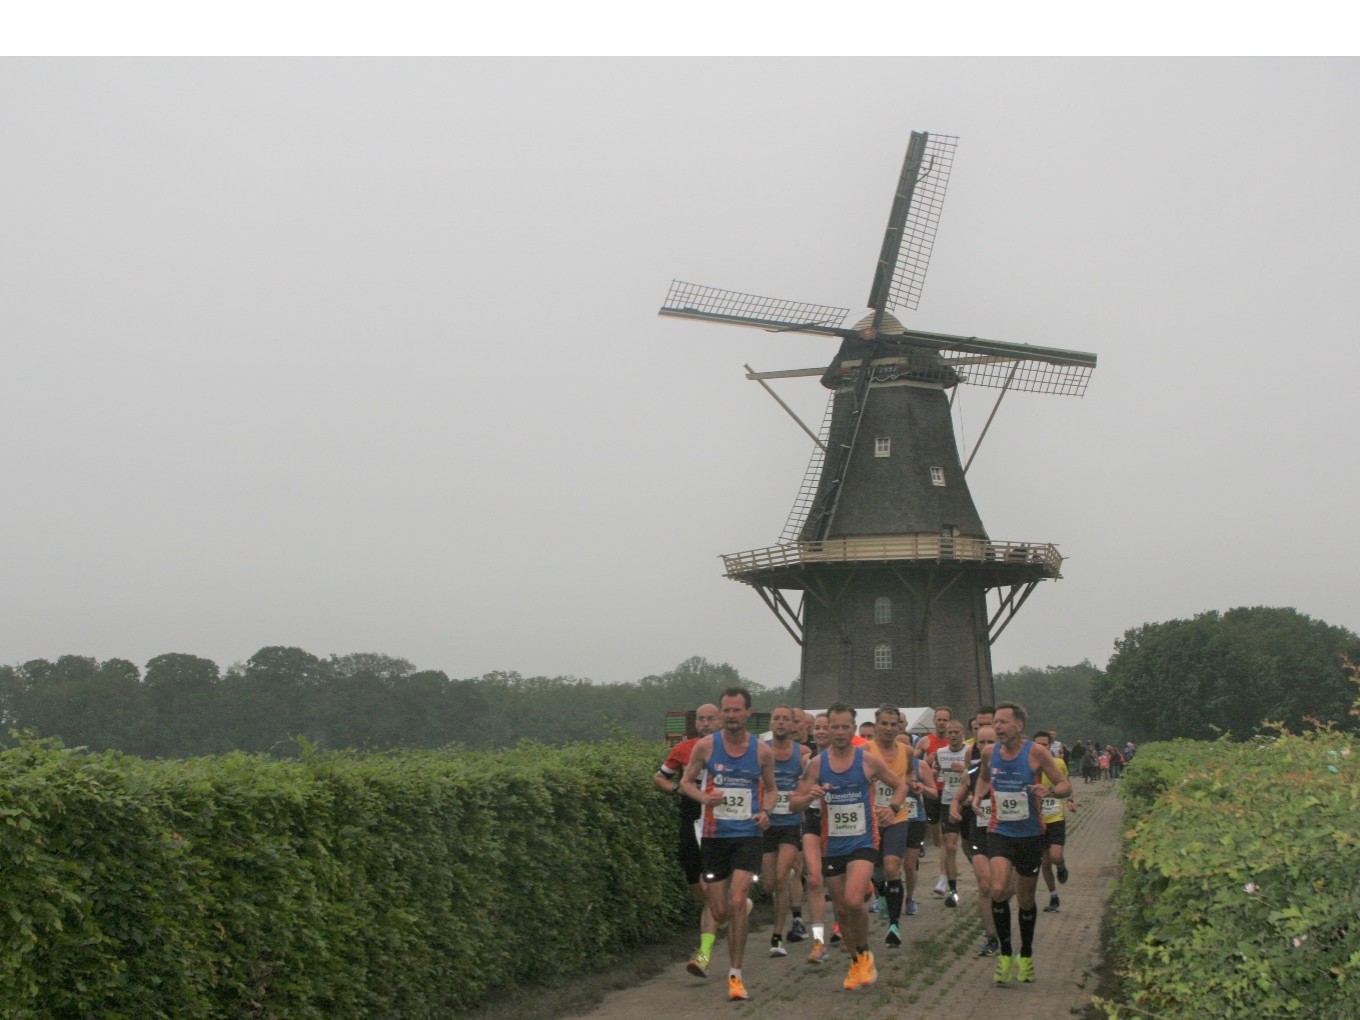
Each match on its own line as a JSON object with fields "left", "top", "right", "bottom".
{"left": 975, "top": 797, "right": 992, "bottom": 824}
{"left": 995, "top": 792, "right": 1030, "bottom": 822}
{"left": 713, "top": 789, "right": 752, "bottom": 821}
{"left": 908, "top": 794, "right": 925, "bottom": 821}
{"left": 773, "top": 790, "right": 793, "bottom": 815}
{"left": 829, "top": 802, "right": 866, "bottom": 837}
{"left": 1041, "top": 796, "right": 1059, "bottom": 817}
{"left": 874, "top": 780, "right": 895, "bottom": 808}
{"left": 941, "top": 771, "right": 965, "bottom": 802}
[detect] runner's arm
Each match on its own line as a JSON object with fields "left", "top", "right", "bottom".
{"left": 678, "top": 736, "right": 718, "bottom": 805}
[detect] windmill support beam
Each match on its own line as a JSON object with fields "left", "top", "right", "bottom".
{"left": 750, "top": 583, "right": 805, "bottom": 645}
{"left": 963, "top": 361, "right": 1019, "bottom": 475}
{"left": 744, "top": 364, "right": 827, "bottom": 452}
{"left": 988, "top": 581, "right": 1040, "bottom": 644}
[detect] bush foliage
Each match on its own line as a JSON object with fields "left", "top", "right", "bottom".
{"left": 1101, "top": 733, "right": 1360, "bottom": 1018}
{"left": 0, "top": 738, "right": 687, "bottom": 1018}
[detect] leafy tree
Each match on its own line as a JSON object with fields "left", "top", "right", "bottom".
{"left": 219, "top": 646, "right": 326, "bottom": 753}
{"left": 142, "top": 653, "right": 221, "bottom": 756}
{"left": 1093, "top": 606, "right": 1360, "bottom": 741}
{"left": 0, "top": 656, "right": 143, "bottom": 751}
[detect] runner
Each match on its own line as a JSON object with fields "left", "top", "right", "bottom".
{"left": 948, "top": 723, "right": 1001, "bottom": 956}
{"left": 864, "top": 704, "right": 935, "bottom": 946}
{"left": 761, "top": 705, "right": 810, "bottom": 958}
{"left": 930, "top": 718, "right": 970, "bottom": 908}
{"left": 790, "top": 702, "right": 907, "bottom": 992}
{"left": 1033, "top": 729, "right": 1076, "bottom": 913}
{"left": 651, "top": 702, "right": 721, "bottom": 975}
{"left": 976, "top": 702, "right": 1073, "bottom": 985}
{"left": 916, "top": 707, "right": 952, "bottom": 896}
{"left": 799, "top": 713, "right": 836, "bottom": 963}
{"left": 784, "top": 709, "right": 814, "bottom": 943}
{"left": 679, "top": 687, "right": 777, "bottom": 1002}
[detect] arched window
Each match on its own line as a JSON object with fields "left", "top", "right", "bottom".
{"left": 873, "top": 642, "right": 892, "bottom": 670}
{"left": 874, "top": 596, "right": 892, "bottom": 625}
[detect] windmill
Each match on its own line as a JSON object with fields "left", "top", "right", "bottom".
{"left": 658, "top": 131, "right": 1096, "bottom": 716}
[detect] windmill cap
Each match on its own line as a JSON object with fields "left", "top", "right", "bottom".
{"left": 852, "top": 312, "right": 906, "bottom": 334}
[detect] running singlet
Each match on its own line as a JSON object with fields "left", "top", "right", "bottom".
{"left": 1040, "top": 756, "right": 1070, "bottom": 823}
{"left": 935, "top": 743, "right": 969, "bottom": 805}
{"left": 988, "top": 740, "right": 1042, "bottom": 838}
{"left": 865, "top": 740, "right": 911, "bottom": 825}
{"left": 659, "top": 737, "right": 704, "bottom": 823}
{"left": 819, "top": 747, "right": 878, "bottom": 857}
{"left": 703, "top": 734, "right": 764, "bottom": 839}
{"left": 768, "top": 741, "right": 804, "bottom": 828}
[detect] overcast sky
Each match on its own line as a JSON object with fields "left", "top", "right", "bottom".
{"left": 2, "top": 58, "right": 1356, "bottom": 686}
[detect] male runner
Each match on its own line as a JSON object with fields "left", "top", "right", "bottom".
{"left": 790, "top": 703, "right": 906, "bottom": 992}
{"left": 949, "top": 723, "right": 1001, "bottom": 956}
{"left": 917, "top": 706, "right": 952, "bottom": 895}
{"left": 784, "top": 709, "right": 814, "bottom": 942}
{"left": 652, "top": 703, "right": 721, "bottom": 973}
{"left": 762, "top": 705, "right": 810, "bottom": 958}
{"left": 976, "top": 702, "right": 1073, "bottom": 985}
{"left": 930, "top": 718, "right": 971, "bottom": 908}
{"left": 799, "top": 713, "right": 835, "bottom": 963}
{"left": 865, "top": 704, "right": 935, "bottom": 946}
{"left": 1033, "top": 729, "right": 1075, "bottom": 912}
{"left": 680, "top": 687, "right": 777, "bottom": 1001}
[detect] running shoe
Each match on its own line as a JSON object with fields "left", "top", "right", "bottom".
{"left": 842, "top": 959, "right": 859, "bottom": 991}
{"left": 769, "top": 935, "right": 787, "bottom": 958}
{"left": 727, "top": 974, "right": 749, "bottom": 1000}
{"left": 1057, "top": 862, "right": 1069, "bottom": 884}
{"left": 807, "top": 939, "right": 829, "bottom": 964}
{"left": 944, "top": 890, "right": 959, "bottom": 908}
{"left": 978, "top": 934, "right": 1000, "bottom": 957}
{"left": 858, "top": 951, "right": 878, "bottom": 988}
{"left": 885, "top": 924, "right": 901, "bottom": 947}
{"left": 830, "top": 923, "right": 842, "bottom": 944}
{"left": 994, "top": 954, "right": 1015, "bottom": 984}
{"left": 872, "top": 895, "right": 884, "bottom": 915}
{"left": 1044, "top": 893, "right": 1060, "bottom": 913}
{"left": 687, "top": 952, "right": 709, "bottom": 978}
{"left": 1017, "top": 956, "right": 1035, "bottom": 983}
{"left": 933, "top": 875, "right": 948, "bottom": 896}
{"left": 787, "top": 917, "right": 807, "bottom": 942}
{"left": 904, "top": 897, "right": 918, "bottom": 916}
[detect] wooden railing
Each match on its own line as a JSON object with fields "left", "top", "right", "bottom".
{"left": 721, "top": 536, "right": 1062, "bottom": 577}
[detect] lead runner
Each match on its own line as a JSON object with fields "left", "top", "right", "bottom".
{"left": 975, "top": 701, "right": 1072, "bottom": 984}
{"left": 679, "top": 687, "right": 777, "bottom": 1002}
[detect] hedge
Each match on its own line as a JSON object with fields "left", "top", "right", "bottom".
{"left": 1100, "top": 733, "right": 1360, "bottom": 1018}
{"left": 0, "top": 738, "right": 689, "bottom": 1017}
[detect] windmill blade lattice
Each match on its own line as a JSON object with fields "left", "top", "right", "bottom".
{"left": 869, "top": 132, "right": 958, "bottom": 314}
{"left": 661, "top": 281, "right": 852, "bottom": 337}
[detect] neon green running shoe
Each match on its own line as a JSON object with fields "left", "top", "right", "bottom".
{"left": 994, "top": 954, "right": 1015, "bottom": 984}
{"left": 1018, "top": 955, "right": 1035, "bottom": 983}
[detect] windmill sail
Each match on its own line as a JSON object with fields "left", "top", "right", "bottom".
{"left": 867, "top": 132, "right": 958, "bottom": 315}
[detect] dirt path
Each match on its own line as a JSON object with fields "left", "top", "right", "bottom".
{"left": 571, "top": 781, "right": 1124, "bottom": 1019}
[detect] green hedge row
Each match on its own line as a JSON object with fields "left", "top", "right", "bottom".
{"left": 1101, "top": 734, "right": 1360, "bottom": 1018}
{"left": 0, "top": 738, "right": 689, "bottom": 1018}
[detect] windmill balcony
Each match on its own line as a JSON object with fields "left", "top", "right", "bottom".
{"left": 720, "top": 536, "right": 1062, "bottom": 586}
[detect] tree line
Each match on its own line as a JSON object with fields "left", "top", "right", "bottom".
{"left": 3, "top": 605, "right": 1353, "bottom": 758}
{"left": 0, "top": 651, "right": 775, "bottom": 758}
